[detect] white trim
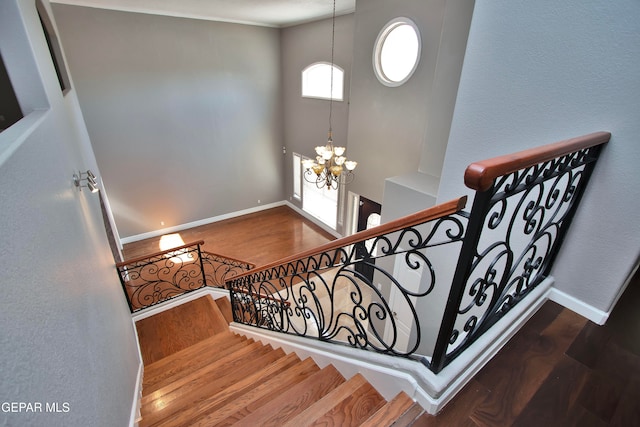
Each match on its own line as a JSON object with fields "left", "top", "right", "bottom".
{"left": 49, "top": 0, "right": 282, "bottom": 28}
{"left": 128, "top": 318, "right": 143, "bottom": 427}
{"left": 128, "top": 361, "right": 143, "bottom": 426}
{"left": 121, "top": 199, "right": 342, "bottom": 246}
{"left": 131, "top": 287, "right": 229, "bottom": 322}
{"left": 301, "top": 62, "right": 345, "bottom": 101}
{"left": 127, "top": 277, "right": 552, "bottom": 415}
{"left": 230, "top": 277, "right": 553, "bottom": 414}
{"left": 548, "top": 287, "right": 609, "bottom": 325}
{"left": 373, "top": 17, "right": 422, "bottom": 87}
{"left": 121, "top": 201, "right": 286, "bottom": 244}
{"left": 604, "top": 259, "right": 640, "bottom": 319}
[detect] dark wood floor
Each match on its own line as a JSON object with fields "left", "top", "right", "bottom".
{"left": 127, "top": 207, "right": 640, "bottom": 426}
{"left": 422, "top": 268, "right": 640, "bottom": 426}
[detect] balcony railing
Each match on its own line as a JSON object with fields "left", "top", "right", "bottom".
{"left": 227, "top": 131, "right": 610, "bottom": 373}
{"left": 116, "top": 241, "right": 253, "bottom": 313}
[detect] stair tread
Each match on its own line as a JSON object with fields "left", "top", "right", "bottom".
{"left": 144, "top": 351, "right": 302, "bottom": 427}
{"left": 233, "top": 364, "right": 347, "bottom": 427}
{"left": 142, "top": 332, "right": 247, "bottom": 392}
{"left": 389, "top": 402, "right": 427, "bottom": 427}
{"left": 136, "top": 294, "right": 421, "bottom": 426}
{"left": 214, "top": 297, "right": 234, "bottom": 324}
{"left": 309, "top": 380, "right": 386, "bottom": 426}
{"left": 189, "top": 357, "right": 321, "bottom": 426}
{"left": 140, "top": 346, "right": 286, "bottom": 426}
{"left": 360, "top": 391, "right": 416, "bottom": 427}
{"left": 203, "top": 294, "right": 232, "bottom": 332}
{"left": 141, "top": 340, "right": 269, "bottom": 407}
{"left": 282, "top": 373, "right": 384, "bottom": 427}
{"left": 144, "top": 330, "right": 240, "bottom": 372}
{"left": 136, "top": 295, "right": 230, "bottom": 364}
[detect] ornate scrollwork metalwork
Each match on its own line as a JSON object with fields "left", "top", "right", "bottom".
{"left": 117, "top": 244, "right": 253, "bottom": 312}
{"left": 118, "top": 246, "right": 205, "bottom": 312}
{"left": 229, "top": 214, "right": 466, "bottom": 359}
{"left": 444, "top": 146, "right": 601, "bottom": 361}
{"left": 200, "top": 251, "right": 253, "bottom": 288}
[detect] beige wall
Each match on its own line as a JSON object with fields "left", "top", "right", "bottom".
{"left": 52, "top": 5, "right": 285, "bottom": 238}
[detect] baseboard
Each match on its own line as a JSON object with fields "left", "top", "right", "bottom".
{"left": 131, "top": 287, "right": 229, "bottom": 322}
{"left": 120, "top": 201, "right": 286, "bottom": 244}
{"left": 548, "top": 287, "right": 609, "bottom": 325}
{"left": 229, "top": 277, "right": 553, "bottom": 414}
{"left": 128, "top": 317, "right": 144, "bottom": 427}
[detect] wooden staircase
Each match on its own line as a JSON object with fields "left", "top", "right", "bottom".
{"left": 135, "top": 295, "right": 430, "bottom": 426}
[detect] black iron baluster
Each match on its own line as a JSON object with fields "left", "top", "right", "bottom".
{"left": 430, "top": 190, "right": 491, "bottom": 373}
{"left": 196, "top": 243, "right": 207, "bottom": 288}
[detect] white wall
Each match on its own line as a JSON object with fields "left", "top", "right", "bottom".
{"left": 439, "top": 0, "right": 640, "bottom": 316}
{"left": 52, "top": 5, "right": 284, "bottom": 239}
{"left": 0, "top": 1, "right": 140, "bottom": 425}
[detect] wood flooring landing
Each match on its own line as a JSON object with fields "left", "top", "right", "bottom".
{"left": 136, "top": 295, "right": 230, "bottom": 364}
{"left": 123, "top": 205, "right": 336, "bottom": 266}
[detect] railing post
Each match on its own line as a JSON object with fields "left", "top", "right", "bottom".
{"left": 196, "top": 243, "right": 208, "bottom": 288}
{"left": 430, "top": 189, "right": 493, "bottom": 373}
{"left": 116, "top": 266, "right": 135, "bottom": 313}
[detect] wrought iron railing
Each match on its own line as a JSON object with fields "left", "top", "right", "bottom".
{"left": 227, "top": 131, "right": 610, "bottom": 373}
{"left": 429, "top": 131, "right": 610, "bottom": 372}
{"left": 227, "top": 198, "right": 469, "bottom": 360}
{"left": 116, "top": 241, "right": 253, "bottom": 313}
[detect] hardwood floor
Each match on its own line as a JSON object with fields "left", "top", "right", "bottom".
{"left": 136, "top": 296, "right": 230, "bottom": 364}
{"left": 122, "top": 205, "right": 336, "bottom": 267}
{"left": 419, "top": 268, "right": 640, "bottom": 426}
{"left": 130, "top": 207, "right": 640, "bottom": 425}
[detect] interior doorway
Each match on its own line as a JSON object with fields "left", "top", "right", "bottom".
{"left": 356, "top": 196, "right": 382, "bottom": 234}
{"left": 355, "top": 196, "right": 382, "bottom": 281}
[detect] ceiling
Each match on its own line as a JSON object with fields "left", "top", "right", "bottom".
{"left": 50, "top": 0, "right": 356, "bottom": 28}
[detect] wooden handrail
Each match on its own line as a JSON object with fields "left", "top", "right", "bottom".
{"left": 464, "top": 131, "right": 611, "bottom": 192}
{"left": 115, "top": 240, "right": 205, "bottom": 267}
{"left": 229, "top": 196, "right": 467, "bottom": 282}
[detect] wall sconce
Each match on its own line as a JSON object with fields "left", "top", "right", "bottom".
{"left": 73, "top": 170, "right": 99, "bottom": 193}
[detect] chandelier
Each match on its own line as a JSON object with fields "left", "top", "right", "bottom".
{"left": 301, "top": 0, "right": 357, "bottom": 190}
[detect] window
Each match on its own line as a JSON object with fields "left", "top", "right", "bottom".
{"left": 292, "top": 153, "right": 302, "bottom": 200}
{"left": 373, "top": 18, "right": 421, "bottom": 87}
{"left": 302, "top": 177, "right": 338, "bottom": 229}
{"left": 295, "top": 153, "right": 339, "bottom": 229}
{"left": 302, "top": 62, "right": 344, "bottom": 101}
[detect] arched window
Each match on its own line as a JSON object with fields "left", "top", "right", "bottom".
{"left": 301, "top": 62, "right": 344, "bottom": 101}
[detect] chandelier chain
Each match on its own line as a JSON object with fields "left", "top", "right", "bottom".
{"left": 329, "top": 0, "right": 336, "bottom": 136}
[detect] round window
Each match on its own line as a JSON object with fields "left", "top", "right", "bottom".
{"left": 373, "top": 18, "right": 421, "bottom": 87}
